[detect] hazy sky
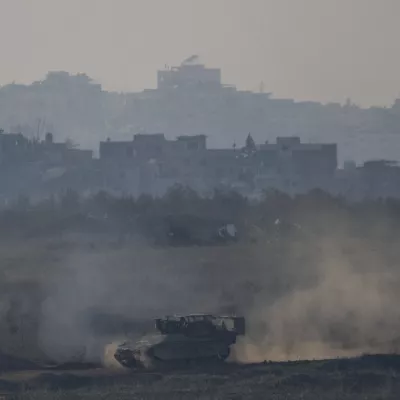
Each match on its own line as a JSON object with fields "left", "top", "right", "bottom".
{"left": 1, "top": 0, "right": 399, "bottom": 106}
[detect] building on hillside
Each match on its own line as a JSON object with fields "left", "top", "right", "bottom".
{"left": 157, "top": 56, "right": 222, "bottom": 91}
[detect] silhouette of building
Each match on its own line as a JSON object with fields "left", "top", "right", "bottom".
{"left": 99, "top": 133, "right": 337, "bottom": 196}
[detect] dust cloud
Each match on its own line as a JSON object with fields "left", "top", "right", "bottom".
{"left": 36, "top": 244, "right": 214, "bottom": 365}
{"left": 234, "top": 237, "right": 400, "bottom": 362}
{"left": 31, "top": 224, "right": 400, "bottom": 365}
{"left": 103, "top": 341, "right": 126, "bottom": 369}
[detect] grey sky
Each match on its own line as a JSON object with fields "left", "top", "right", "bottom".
{"left": 1, "top": 0, "right": 399, "bottom": 106}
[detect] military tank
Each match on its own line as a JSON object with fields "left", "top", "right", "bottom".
{"left": 113, "top": 313, "right": 245, "bottom": 369}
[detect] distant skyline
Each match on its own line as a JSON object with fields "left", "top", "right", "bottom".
{"left": 1, "top": 0, "right": 399, "bottom": 107}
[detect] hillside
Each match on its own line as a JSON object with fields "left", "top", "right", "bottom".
{"left": 2, "top": 71, "right": 400, "bottom": 163}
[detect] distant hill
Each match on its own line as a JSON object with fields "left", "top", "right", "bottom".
{"left": 2, "top": 70, "right": 400, "bottom": 164}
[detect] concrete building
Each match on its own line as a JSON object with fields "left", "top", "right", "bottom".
{"left": 254, "top": 136, "right": 337, "bottom": 193}
{"left": 157, "top": 56, "right": 222, "bottom": 91}
{"left": 0, "top": 130, "right": 95, "bottom": 200}
{"left": 335, "top": 159, "right": 400, "bottom": 200}
{"left": 99, "top": 133, "right": 210, "bottom": 196}
{"left": 2, "top": 127, "right": 400, "bottom": 201}
{"left": 99, "top": 133, "right": 338, "bottom": 196}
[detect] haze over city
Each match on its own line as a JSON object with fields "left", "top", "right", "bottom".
{"left": 1, "top": 0, "right": 399, "bottom": 107}
{"left": 2, "top": 2, "right": 400, "bottom": 399}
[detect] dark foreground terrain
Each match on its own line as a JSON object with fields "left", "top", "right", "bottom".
{"left": 0, "top": 354, "right": 399, "bottom": 399}
{"left": 3, "top": 191, "right": 400, "bottom": 398}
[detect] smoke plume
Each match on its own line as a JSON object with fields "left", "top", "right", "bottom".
{"left": 234, "top": 236, "right": 400, "bottom": 362}
{"left": 29, "top": 220, "right": 400, "bottom": 366}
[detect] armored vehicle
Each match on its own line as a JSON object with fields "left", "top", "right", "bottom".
{"left": 114, "top": 313, "right": 245, "bottom": 369}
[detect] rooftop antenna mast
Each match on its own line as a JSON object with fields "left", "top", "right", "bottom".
{"left": 181, "top": 55, "right": 199, "bottom": 66}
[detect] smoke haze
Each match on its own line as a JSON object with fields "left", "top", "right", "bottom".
{"left": 1, "top": 0, "right": 400, "bottom": 106}
{"left": 31, "top": 224, "right": 400, "bottom": 366}
{"left": 235, "top": 238, "right": 400, "bottom": 362}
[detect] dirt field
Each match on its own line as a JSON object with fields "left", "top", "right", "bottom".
{"left": 1, "top": 231, "right": 400, "bottom": 398}
{"left": 0, "top": 354, "right": 399, "bottom": 399}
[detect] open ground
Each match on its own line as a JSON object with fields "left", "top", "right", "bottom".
{"left": 1, "top": 190, "right": 400, "bottom": 398}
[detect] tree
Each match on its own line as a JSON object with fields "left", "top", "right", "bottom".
{"left": 245, "top": 133, "right": 256, "bottom": 152}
